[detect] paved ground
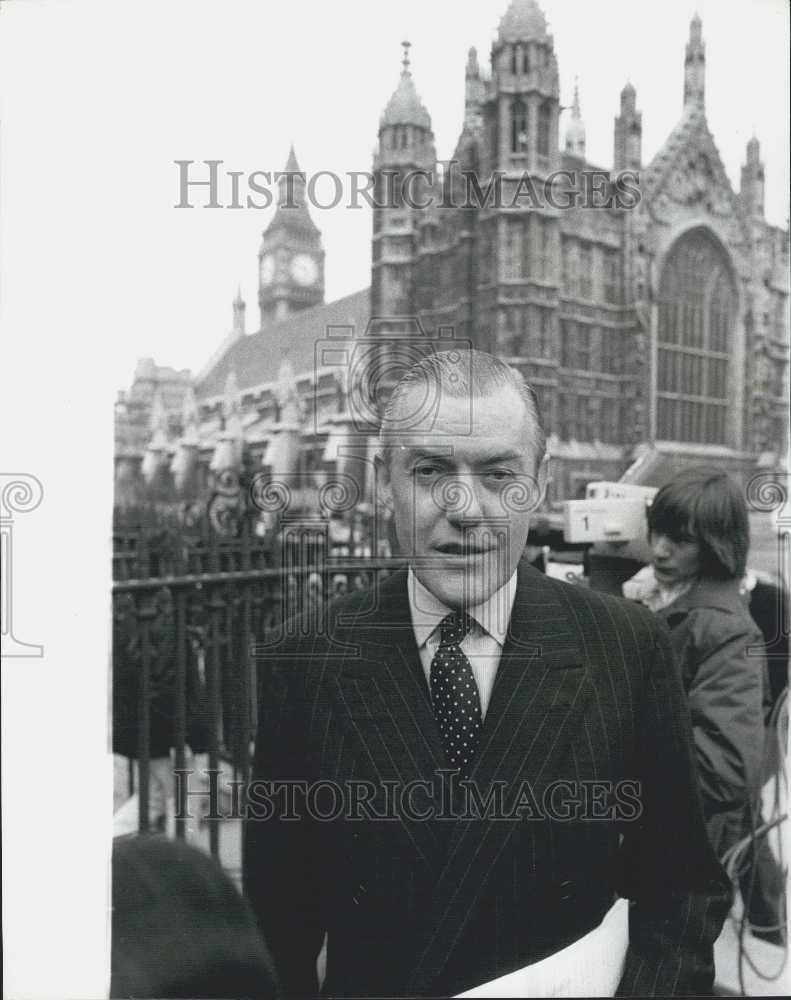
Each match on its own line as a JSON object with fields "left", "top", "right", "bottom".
{"left": 113, "top": 754, "right": 243, "bottom": 886}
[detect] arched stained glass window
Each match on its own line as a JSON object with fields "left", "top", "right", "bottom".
{"left": 656, "top": 229, "right": 735, "bottom": 444}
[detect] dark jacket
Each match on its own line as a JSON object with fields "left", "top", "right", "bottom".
{"left": 657, "top": 578, "right": 767, "bottom": 859}
{"left": 244, "top": 561, "right": 730, "bottom": 997}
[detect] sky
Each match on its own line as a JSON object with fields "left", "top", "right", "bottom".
{"left": 0, "top": 1, "right": 788, "bottom": 997}
{"left": 2, "top": 0, "right": 789, "bottom": 396}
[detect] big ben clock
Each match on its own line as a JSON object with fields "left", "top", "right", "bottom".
{"left": 290, "top": 253, "right": 318, "bottom": 286}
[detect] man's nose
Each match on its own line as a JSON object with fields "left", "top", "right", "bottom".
{"left": 443, "top": 475, "right": 484, "bottom": 524}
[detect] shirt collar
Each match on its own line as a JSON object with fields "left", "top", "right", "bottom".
{"left": 407, "top": 566, "right": 518, "bottom": 650}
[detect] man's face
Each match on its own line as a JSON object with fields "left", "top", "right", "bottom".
{"left": 379, "top": 384, "right": 546, "bottom": 609}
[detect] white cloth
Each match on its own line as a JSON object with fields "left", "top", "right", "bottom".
{"left": 407, "top": 568, "right": 517, "bottom": 718}
{"left": 456, "top": 897, "right": 630, "bottom": 998}
{"left": 621, "top": 564, "right": 691, "bottom": 612}
{"left": 622, "top": 564, "right": 757, "bottom": 611}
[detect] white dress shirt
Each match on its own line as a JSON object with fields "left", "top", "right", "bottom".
{"left": 406, "top": 567, "right": 518, "bottom": 719}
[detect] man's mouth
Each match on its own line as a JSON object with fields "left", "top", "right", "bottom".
{"left": 434, "top": 542, "right": 494, "bottom": 556}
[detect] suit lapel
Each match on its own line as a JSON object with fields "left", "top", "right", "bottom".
{"left": 409, "top": 561, "right": 592, "bottom": 992}
{"left": 333, "top": 569, "right": 449, "bottom": 866}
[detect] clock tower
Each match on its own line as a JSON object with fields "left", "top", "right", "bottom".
{"left": 258, "top": 146, "right": 325, "bottom": 326}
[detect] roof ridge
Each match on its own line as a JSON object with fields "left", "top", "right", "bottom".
{"left": 196, "top": 288, "right": 372, "bottom": 400}
{"left": 258, "top": 286, "right": 369, "bottom": 335}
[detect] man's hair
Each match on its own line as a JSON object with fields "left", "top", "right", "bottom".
{"left": 646, "top": 467, "right": 750, "bottom": 580}
{"left": 379, "top": 348, "right": 547, "bottom": 468}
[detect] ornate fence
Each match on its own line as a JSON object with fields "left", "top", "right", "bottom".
{"left": 112, "top": 500, "right": 402, "bottom": 862}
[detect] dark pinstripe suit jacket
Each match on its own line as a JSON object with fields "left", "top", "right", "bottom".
{"left": 243, "top": 560, "right": 730, "bottom": 997}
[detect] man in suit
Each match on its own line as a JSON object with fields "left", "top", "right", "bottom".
{"left": 243, "top": 349, "right": 731, "bottom": 996}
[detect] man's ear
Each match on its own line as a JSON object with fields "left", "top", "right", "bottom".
{"left": 374, "top": 449, "right": 393, "bottom": 513}
{"left": 534, "top": 454, "right": 550, "bottom": 508}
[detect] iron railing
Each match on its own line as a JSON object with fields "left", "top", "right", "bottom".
{"left": 113, "top": 531, "right": 403, "bottom": 863}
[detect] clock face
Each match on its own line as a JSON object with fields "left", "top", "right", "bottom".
{"left": 260, "top": 255, "right": 275, "bottom": 285}
{"left": 290, "top": 253, "right": 318, "bottom": 286}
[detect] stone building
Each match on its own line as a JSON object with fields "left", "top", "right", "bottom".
{"left": 115, "top": 0, "right": 788, "bottom": 516}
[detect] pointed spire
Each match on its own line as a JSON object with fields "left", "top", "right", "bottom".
{"left": 232, "top": 285, "right": 246, "bottom": 336}
{"left": 401, "top": 39, "right": 411, "bottom": 76}
{"left": 621, "top": 79, "right": 636, "bottom": 111}
{"left": 275, "top": 358, "right": 301, "bottom": 427}
{"left": 223, "top": 369, "right": 241, "bottom": 421}
{"left": 690, "top": 11, "right": 702, "bottom": 41}
{"left": 149, "top": 388, "right": 168, "bottom": 437}
{"left": 142, "top": 389, "right": 170, "bottom": 484}
{"left": 284, "top": 143, "right": 300, "bottom": 173}
{"left": 564, "top": 77, "right": 586, "bottom": 158}
{"left": 497, "top": 0, "right": 548, "bottom": 43}
{"left": 380, "top": 42, "right": 432, "bottom": 131}
{"left": 211, "top": 370, "right": 243, "bottom": 472}
{"left": 181, "top": 385, "right": 200, "bottom": 444}
{"left": 264, "top": 145, "right": 319, "bottom": 236}
{"left": 464, "top": 46, "right": 485, "bottom": 131}
{"left": 614, "top": 79, "right": 642, "bottom": 172}
{"left": 684, "top": 12, "right": 705, "bottom": 108}
{"left": 741, "top": 134, "right": 765, "bottom": 218}
{"left": 172, "top": 385, "right": 200, "bottom": 490}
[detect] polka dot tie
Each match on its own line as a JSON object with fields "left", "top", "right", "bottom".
{"left": 429, "top": 612, "right": 482, "bottom": 775}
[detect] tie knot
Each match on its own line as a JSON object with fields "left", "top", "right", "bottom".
{"left": 439, "top": 611, "right": 474, "bottom": 648}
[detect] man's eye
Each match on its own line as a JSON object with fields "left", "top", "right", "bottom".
{"left": 486, "top": 470, "right": 514, "bottom": 481}
{"left": 415, "top": 465, "right": 439, "bottom": 477}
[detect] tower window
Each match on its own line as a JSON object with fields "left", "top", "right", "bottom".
{"left": 535, "top": 306, "right": 552, "bottom": 357}
{"left": 600, "top": 329, "right": 623, "bottom": 374}
{"left": 599, "top": 397, "right": 621, "bottom": 443}
{"left": 537, "top": 102, "right": 551, "bottom": 158}
{"left": 576, "top": 324, "right": 591, "bottom": 370}
{"left": 522, "top": 45, "right": 531, "bottom": 74}
{"left": 504, "top": 218, "right": 522, "bottom": 280}
{"left": 511, "top": 98, "right": 528, "bottom": 154}
{"left": 560, "top": 320, "right": 571, "bottom": 368}
{"left": 521, "top": 217, "right": 532, "bottom": 278}
{"left": 511, "top": 45, "right": 520, "bottom": 75}
{"left": 533, "top": 216, "right": 552, "bottom": 281}
{"left": 603, "top": 249, "right": 620, "bottom": 304}
{"left": 559, "top": 392, "right": 571, "bottom": 440}
{"left": 562, "top": 239, "right": 577, "bottom": 296}
{"left": 576, "top": 396, "right": 591, "bottom": 440}
{"left": 578, "top": 242, "right": 592, "bottom": 299}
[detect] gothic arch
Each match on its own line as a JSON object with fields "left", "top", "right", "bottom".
{"left": 655, "top": 227, "right": 738, "bottom": 445}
